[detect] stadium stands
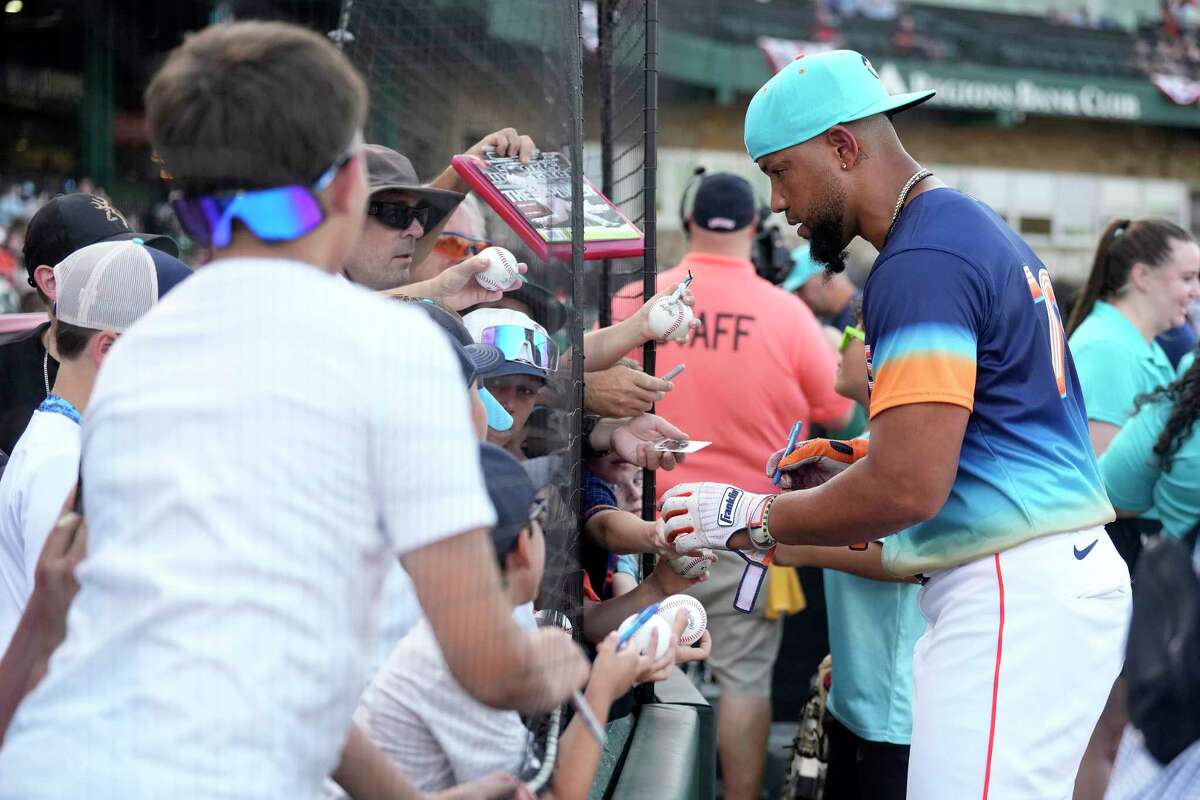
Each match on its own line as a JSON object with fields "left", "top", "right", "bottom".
{"left": 658, "top": 1, "right": 1154, "bottom": 80}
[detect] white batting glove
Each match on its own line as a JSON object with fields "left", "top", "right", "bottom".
{"left": 661, "top": 483, "right": 778, "bottom": 614}
{"left": 660, "top": 483, "right": 772, "bottom": 551}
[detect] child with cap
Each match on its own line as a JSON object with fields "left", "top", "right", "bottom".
{"left": 464, "top": 307, "right": 557, "bottom": 457}
{"left": 0, "top": 240, "right": 191, "bottom": 647}
{"left": 580, "top": 452, "right": 708, "bottom": 599}
{"left": 336, "top": 443, "right": 677, "bottom": 797}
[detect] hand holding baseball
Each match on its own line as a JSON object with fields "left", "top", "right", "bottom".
{"left": 668, "top": 548, "right": 716, "bottom": 575}
{"left": 633, "top": 611, "right": 689, "bottom": 683}
{"left": 650, "top": 548, "right": 715, "bottom": 596}
{"left": 674, "top": 629, "right": 713, "bottom": 666}
{"left": 638, "top": 286, "right": 698, "bottom": 344}
{"left": 425, "top": 250, "right": 528, "bottom": 311}
{"left": 473, "top": 246, "right": 522, "bottom": 292}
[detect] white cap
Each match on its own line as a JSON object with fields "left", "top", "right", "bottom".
{"left": 53, "top": 240, "right": 190, "bottom": 332}
{"left": 463, "top": 307, "right": 556, "bottom": 379}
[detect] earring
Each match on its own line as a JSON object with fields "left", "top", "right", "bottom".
{"left": 841, "top": 163, "right": 847, "bottom": 170}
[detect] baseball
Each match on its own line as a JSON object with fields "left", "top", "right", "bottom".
{"left": 656, "top": 594, "right": 707, "bottom": 646}
{"left": 648, "top": 297, "right": 694, "bottom": 342}
{"left": 474, "top": 246, "right": 521, "bottom": 292}
{"left": 617, "top": 612, "right": 673, "bottom": 660}
{"left": 669, "top": 548, "right": 714, "bottom": 580}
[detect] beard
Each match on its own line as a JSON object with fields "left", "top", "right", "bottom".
{"left": 805, "top": 186, "right": 849, "bottom": 274}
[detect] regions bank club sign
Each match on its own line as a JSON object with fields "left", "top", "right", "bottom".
{"left": 876, "top": 62, "right": 1142, "bottom": 122}
{"left": 753, "top": 38, "right": 1143, "bottom": 123}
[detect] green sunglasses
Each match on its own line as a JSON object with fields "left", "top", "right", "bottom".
{"left": 838, "top": 325, "right": 865, "bottom": 354}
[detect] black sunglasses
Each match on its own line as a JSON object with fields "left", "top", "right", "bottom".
{"left": 368, "top": 201, "right": 430, "bottom": 231}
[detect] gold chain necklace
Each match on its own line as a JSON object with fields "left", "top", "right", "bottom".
{"left": 885, "top": 168, "right": 933, "bottom": 243}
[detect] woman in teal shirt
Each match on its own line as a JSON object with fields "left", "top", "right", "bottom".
{"left": 1100, "top": 357, "right": 1200, "bottom": 542}
{"left": 1065, "top": 219, "right": 1198, "bottom": 800}
{"left": 1066, "top": 218, "right": 1200, "bottom": 456}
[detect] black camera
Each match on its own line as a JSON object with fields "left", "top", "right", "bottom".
{"left": 752, "top": 207, "right": 793, "bottom": 286}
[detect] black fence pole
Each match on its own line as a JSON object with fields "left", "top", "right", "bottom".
{"left": 638, "top": 0, "right": 660, "bottom": 706}
{"left": 598, "top": 0, "right": 615, "bottom": 329}
{"left": 568, "top": 0, "right": 588, "bottom": 635}
{"left": 640, "top": 0, "right": 659, "bottom": 529}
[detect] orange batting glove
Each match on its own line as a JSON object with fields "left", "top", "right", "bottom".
{"left": 764, "top": 437, "right": 869, "bottom": 491}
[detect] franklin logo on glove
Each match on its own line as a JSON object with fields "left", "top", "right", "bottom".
{"left": 719, "top": 487, "right": 743, "bottom": 527}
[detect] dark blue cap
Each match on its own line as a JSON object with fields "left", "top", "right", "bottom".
{"left": 690, "top": 173, "right": 757, "bottom": 232}
{"left": 480, "top": 443, "right": 536, "bottom": 564}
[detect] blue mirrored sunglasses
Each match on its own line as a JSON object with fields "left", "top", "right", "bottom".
{"left": 479, "top": 324, "right": 559, "bottom": 372}
{"left": 170, "top": 133, "right": 362, "bottom": 248}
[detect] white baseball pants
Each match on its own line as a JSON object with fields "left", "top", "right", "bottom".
{"left": 907, "top": 527, "right": 1131, "bottom": 800}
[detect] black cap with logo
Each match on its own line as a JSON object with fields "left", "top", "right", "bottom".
{"left": 22, "top": 194, "right": 179, "bottom": 288}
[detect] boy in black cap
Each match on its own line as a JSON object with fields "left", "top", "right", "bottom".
{"left": 342, "top": 443, "right": 672, "bottom": 797}
{"left": 0, "top": 193, "right": 177, "bottom": 454}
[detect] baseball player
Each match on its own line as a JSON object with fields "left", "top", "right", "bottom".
{"left": 661, "top": 50, "right": 1131, "bottom": 799}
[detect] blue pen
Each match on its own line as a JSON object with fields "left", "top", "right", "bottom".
{"left": 772, "top": 419, "right": 805, "bottom": 486}
{"left": 617, "top": 603, "right": 661, "bottom": 650}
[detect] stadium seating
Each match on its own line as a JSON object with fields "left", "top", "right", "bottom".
{"left": 657, "top": 0, "right": 1144, "bottom": 79}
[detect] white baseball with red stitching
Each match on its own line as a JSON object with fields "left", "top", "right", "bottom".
{"left": 648, "top": 298, "right": 693, "bottom": 341}
{"left": 474, "top": 246, "right": 520, "bottom": 291}
{"left": 656, "top": 594, "right": 707, "bottom": 646}
{"left": 669, "top": 548, "right": 715, "bottom": 579}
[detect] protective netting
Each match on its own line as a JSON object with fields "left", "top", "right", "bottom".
{"left": 593, "top": 0, "right": 660, "bottom": 608}
{"left": 338, "top": 0, "right": 589, "bottom": 786}
{"left": 594, "top": 0, "right": 656, "bottom": 339}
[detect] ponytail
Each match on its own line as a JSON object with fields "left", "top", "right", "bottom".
{"left": 1064, "top": 217, "right": 1192, "bottom": 338}
{"left": 1066, "top": 218, "right": 1129, "bottom": 338}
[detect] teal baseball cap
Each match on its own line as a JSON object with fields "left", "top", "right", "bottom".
{"left": 783, "top": 245, "right": 824, "bottom": 291}
{"left": 744, "top": 50, "right": 935, "bottom": 161}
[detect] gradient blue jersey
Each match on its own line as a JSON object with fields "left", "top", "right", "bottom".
{"left": 863, "top": 188, "right": 1114, "bottom": 575}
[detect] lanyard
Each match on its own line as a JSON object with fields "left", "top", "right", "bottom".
{"left": 38, "top": 394, "right": 81, "bottom": 426}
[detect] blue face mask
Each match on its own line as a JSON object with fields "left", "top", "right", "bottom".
{"left": 479, "top": 386, "right": 513, "bottom": 432}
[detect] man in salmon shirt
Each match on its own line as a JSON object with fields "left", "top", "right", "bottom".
{"left": 611, "top": 172, "right": 852, "bottom": 800}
